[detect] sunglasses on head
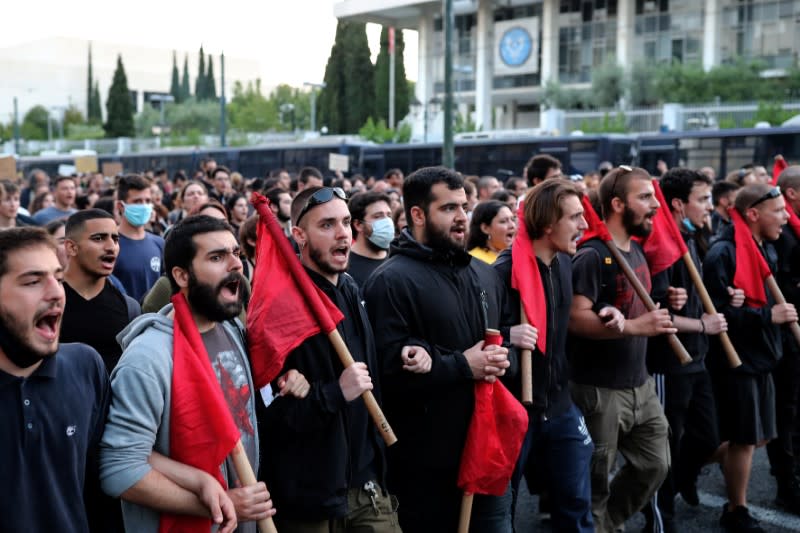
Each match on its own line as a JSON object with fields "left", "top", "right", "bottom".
{"left": 295, "top": 187, "right": 346, "bottom": 224}
{"left": 748, "top": 186, "right": 781, "bottom": 209}
{"left": 608, "top": 165, "right": 634, "bottom": 199}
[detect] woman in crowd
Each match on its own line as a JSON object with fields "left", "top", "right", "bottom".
{"left": 226, "top": 193, "right": 249, "bottom": 236}
{"left": 467, "top": 199, "right": 516, "bottom": 265}
{"left": 168, "top": 180, "right": 209, "bottom": 224}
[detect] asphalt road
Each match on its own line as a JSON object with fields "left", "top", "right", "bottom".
{"left": 514, "top": 448, "right": 800, "bottom": 532}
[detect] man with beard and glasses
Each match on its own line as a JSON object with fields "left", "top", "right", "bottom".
{"left": 363, "top": 166, "right": 516, "bottom": 532}
{"left": 61, "top": 209, "right": 140, "bottom": 373}
{"left": 260, "top": 186, "right": 402, "bottom": 532}
{"left": 347, "top": 191, "right": 394, "bottom": 288}
{"left": 0, "top": 227, "right": 110, "bottom": 532}
{"left": 568, "top": 166, "right": 673, "bottom": 533}
{"left": 99, "top": 215, "right": 310, "bottom": 533}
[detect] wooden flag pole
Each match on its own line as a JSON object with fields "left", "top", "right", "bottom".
{"left": 328, "top": 329, "right": 398, "bottom": 446}
{"left": 519, "top": 305, "right": 533, "bottom": 405}
{"left": 680, "top": 252, "right": 742, "bottom": 368}
{"left": 604, "top": 240, "right": 693, "bottom": 365}
{"left": 765, "top": 275, "right": 800, "bottom": 347}
{"left": 458, "top": 493, "right": 474, "bottom": 533}
{"left": 230, "top": 440, "right": 278, "bottom": 533}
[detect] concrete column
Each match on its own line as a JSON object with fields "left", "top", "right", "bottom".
{"left": 416, "top": 12, "right": 435, "bottom": 107}
{"left": 616, "top": 0, "right": 635, "bottom": 69}
{"left": 541, "top": 0, "right": 559, "bottom": 83}
{"left": 475, "top": 0, "right": 493, "bottom": 129}
{"left": 703, "top": 0, "right": 720, "bottom": 70}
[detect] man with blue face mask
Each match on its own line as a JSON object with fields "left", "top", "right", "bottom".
{"left": 347, "top": 191, "right": 394, "bottom": 288}
{"left": 112, "top": 175, "right": 164, "bottom": 302}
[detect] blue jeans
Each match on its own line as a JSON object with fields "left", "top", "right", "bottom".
{"left": 512, "top": 403, "right": 595, "bottom": 533}
{"left": 471, "top": 484, "right": 513, "bottom": 533}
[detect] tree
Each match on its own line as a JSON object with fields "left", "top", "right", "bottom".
{"left": 181, "top": 55, "right": 191, "bottom": 101}
{"left": 227, "top": 80, "right": 279, "bottom": 131}
{"left": 105, "top": 55, "right": 135, "bottom": 138}
{"left": 654, "top": 62, "right": 710, "bottom": 103}
{"left": 591, "top": 59, "right": 625, "bottom": 108}
{"left": 206, "top": 56, "right": 217, "bottom": 101}
{"left": 319, "top": 21, "right": 375, "bottom": 133}
{"left": 374, "top": 26, "right": 410, "bottom": 124}
{"left": 21, "top": 105, "right": 49, "bottom": 140}
{"left": 195, "top": 46, "right": 207, "bottom": 101}
{"left": 628, "top": 63, "right": 659, "bottom": 107}
{"left": 87, "top": 44, "right": 94, "bottom": 121}
{"left": 63, "top": 105, "right": 84, "bottom": 129}
{"left": 170, "top": 51, "right": 182, "bottom": 103}
{"left": 90, "top": 82, "right": 103, "bottom": 124}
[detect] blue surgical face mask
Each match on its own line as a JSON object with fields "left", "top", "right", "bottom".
{"left": 682, "top": 217, "right": 696, "bottom": 232}
{"left": 367, "top": 217, "right": 395, "bottom": 250}
{"left": 123, "top": 203, "right": 153, "bottom": 227}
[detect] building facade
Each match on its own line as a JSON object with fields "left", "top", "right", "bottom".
{"left": 335, "top": 0, "right": 800, "bottom": 130}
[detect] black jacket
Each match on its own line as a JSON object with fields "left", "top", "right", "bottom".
{"left": 362, "top": 230, "right": 518, "bottom": 472}
{"left": 703, "top": 225, "right": 782, "bottom": 374}
{"left": 647, "top": 231, "right": 708, "bottom": 375}
{"left": 259, "top": 269, "right": 387, "bottom": 521}
{"left": 494, "top": 247, "right": 573, "bottom": 420}
{"left": 775, "top": 223, "right": 800, "bottom": 353}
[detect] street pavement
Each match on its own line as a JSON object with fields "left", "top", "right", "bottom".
{"left": 514, "top": 447, "right": 800, "bottom": 532}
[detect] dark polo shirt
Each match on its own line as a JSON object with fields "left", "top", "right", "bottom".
{"left": 0, "top": 343, "right": 109, "bottom": 532}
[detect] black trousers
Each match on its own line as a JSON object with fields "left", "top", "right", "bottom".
{"left": 767, "top": 348, "right": 800, "bottom": 481}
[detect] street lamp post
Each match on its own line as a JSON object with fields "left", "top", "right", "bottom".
{"left": 303, "top": 82, "right": 326, "bottom": 133}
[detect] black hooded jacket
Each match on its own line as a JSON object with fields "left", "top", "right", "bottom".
{"left": 259, "top": 268, "right": 387, "bottom": 521}
{"left": 702, "top": 224, "right": 782, "bottom": 374}
{"left": 493, "top": 247, "right": 573, "bottom": 420}
{"left": 362, "top": 230, "right": 518, "bottom": 472}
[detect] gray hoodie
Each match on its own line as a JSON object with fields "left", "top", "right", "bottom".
{"left": 99, "top": 304, "right": 259, "bottom": 532}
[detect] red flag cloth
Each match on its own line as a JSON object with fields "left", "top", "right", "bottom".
{"left": 641, "top": 179, "right": 689, "bottom": 276}
{"left": 457, "top": 381, "right": 528, "bottom": 496}
{"left": 773, "top": 157, "right": 788, "bottom": 186}
{"left": 247, "top": 193, "right": 344, "bottom": 389}
{"left": 787, "top": 202, "right": 800, "bottom": 239}
{"left": 729, "top": 208, "right": 772, "bottom": 308}
{"left": 577, "top": 194, "right": 612, "bottom": 245}
{"left": 160, "top": 293, "right": 241, "bottom": 533}
{"left": 511, "top": 203, "right": 547, "bottom": 354}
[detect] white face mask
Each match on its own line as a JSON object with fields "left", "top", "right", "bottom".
{"left": 367, "top": 218, "right": 395, "bottom": 250}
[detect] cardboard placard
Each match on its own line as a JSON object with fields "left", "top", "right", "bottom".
{"left": 328, "top": 153, "right": 349, "bottom": 173}
{"left": 0, "top": 156, "right": 16, "bottom": 180}
{"left": 75, "top": 155, "right": 98, "bottom": 173}
{"left": 102, "top": 162, "right": 123, "bottom": 177}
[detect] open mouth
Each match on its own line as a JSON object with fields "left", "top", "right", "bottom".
{"left": 34, "top": 309, "right": 61, "bottom": 341}
{"left": 572, "top": 232, "right": 583, "bottom": 243}
{"left": 451, "top": 226, "right": 466, "bottom": 239}
{"left": 99, "top": 255, "right": 116, "bottom": 269}
{"left": 220, "top": 278, "right": 240, "bottom": 300}
{"left": 332, "top": 244, "right": 349, "bottom": 260}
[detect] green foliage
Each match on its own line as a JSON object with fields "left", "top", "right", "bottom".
{"left": 320, "top": 21, "right": 375, "bottom": 133}
{"left": 358, "top": 117, "right": 412, "bottom": 143}
{"left": 63, "top": 105, "right": 84, "bottom": 129}
{"left": 104, "top": 55, "right": 135, "bottom": 138}
{"left": 653, "top": 62, "right": 710, "bottom": 103}
{"left": 706, "top": 60, "right": 765, "bottom": 102}
{"left": 181, "top": 55, "right": 191, "bottom": 101}
{"left": 87, "top": 45, "right": 94, "bottom": 123}
{"left": 170, "top": 51, "right": 182, "bottom": 103}
{"left": 0, "top": 122, "right": 11, "bottom": 141}
{"left": 746, "top": 101, "right": 796, "bottom": 127}
{"left": 66, "top": 123, "right": 105, "bottom": 140}
{"left": 227, "top": 80, "right": 279, "bottom": 131}
{"left": 395, "top": 122, "right": 412, "bottom": 143}
{"left": 591, "top": 59, "right": 626, "bottom": 108}
{"left": 206, "top": 56, "right": 217, "bottom": 101}
{"left": 454, "top": 111, "right": 478, "bottom": 133}
{"left": 542, "top": 81, "right": 590, "bottom": 110}
{"left": 90, "top": 82, "right": 103, "bottom": 124}
{"left": 374, "top": 27, "right": 410, "bottom": 124}
{"left": 195, "top": 46, "right": 207, "bottom": 101}
{"left": 134, "top": 106, "right": 161, "bottom": 137}
{"left": 579, "top": 112, "right": 628, "bottom": 133}
{"left": 21, "top": 105, "right": 49, "bottom": 140}
{"left": 166, "top": 99, "right": 222, "bottom": 134}
{"left": 629, "top": 63, "right": 659, "bottom": 106}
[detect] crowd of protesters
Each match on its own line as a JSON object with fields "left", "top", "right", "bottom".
{"left": 1, "top": 151, "right": 799, "bottom": 533}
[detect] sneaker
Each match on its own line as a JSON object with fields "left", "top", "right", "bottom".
{"left": 719, "top": 504, "right": 765, "bottom": 532}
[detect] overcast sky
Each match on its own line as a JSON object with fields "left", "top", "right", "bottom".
{"left": 3, "top": 0, "right": 418, "bottom": 86}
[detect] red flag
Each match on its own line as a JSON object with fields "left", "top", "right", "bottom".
{"left": 578, "top": 194, "right": 612, "bottom": 245}
{"left": 787, "top": 202, "right": 800, "bottom": 239}
{"left": 457, "top": 381, "right": 528, "bottom": 496}
{"left": 247, "top": 193, "right": 344, "bottom": 389}
{"left": 641, "top": 179, "right": 688, "bottom": 276}
{"left": 773, "top": 156, "right": 788, "bottom": 186}
{"left": 729, "top": 208, "right": 772, "bottom": 308}
{"left": 160, "top": 293, "right": 241, "bottom": 533}
{"left": 511, "top": 203, "right": 547, "bottom": 354}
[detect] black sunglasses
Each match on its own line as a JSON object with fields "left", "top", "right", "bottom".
{"left": 295, "top": 187, "right": 346, "bottom": 224}
{"left": 748, "top": 187, "right": 781, "bottom": 209}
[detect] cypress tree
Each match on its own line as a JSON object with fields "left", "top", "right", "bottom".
{"left": 195, "top": 46, "right": 206, "bottom": 100}
{"left": 181, "top": 55, "right": 191, "bottom": 101}
{"left": 170, "top": 51, "right": 181, "bottom": 103}
{"left": 342, "top": 22, "right": 375, "bottom": 132}
{"left": 207, "top": 56, "right": 217, "bottom": 100}
{"left": 87, "top": 44, "right": 94, "bottom": 122}
{"left": 374, "top": 27, "right": 410, "bottom": 125}
{"left": 104, "top": 55, "right": 134, "bottom": 137}
{"left": 320, "top": 21, "right": 347, "bottom": 133}
{"left": 91, "top": 81, "right": 102, "bottom": 124}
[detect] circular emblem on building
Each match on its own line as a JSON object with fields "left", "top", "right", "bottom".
{"left": 499, "top": 27, "right": 533, "bottom": 67}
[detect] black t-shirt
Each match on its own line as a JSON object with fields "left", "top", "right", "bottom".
{"left": 347, "top": 251, "right": 386, "bottom": 288}
{"left": 61, "top": 280, "right": 130, "bottom": 373}
{"left": 569, "top": 241, "right": 651, "bottom": 389}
